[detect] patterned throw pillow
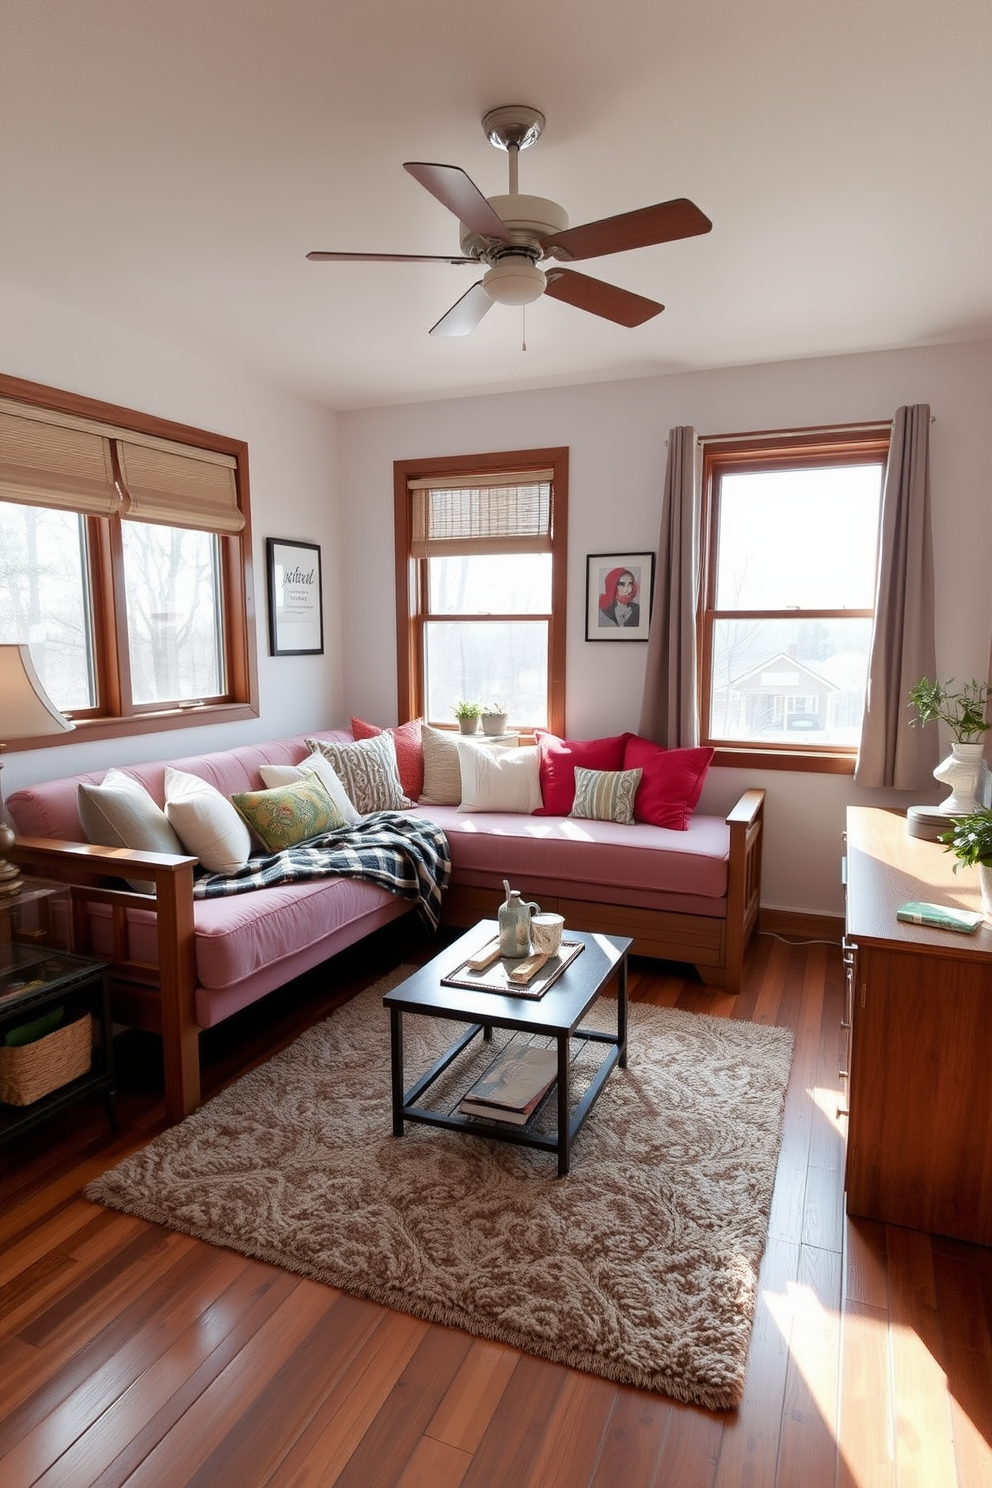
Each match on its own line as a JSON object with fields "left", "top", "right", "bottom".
{"left": 351, "top": 717, "right": 424, "bottom": 800}
{"left": 305, "top": 732, "right": 412, "bottom": 815}
{"left": 230, "top": 776, "right": 345, "bottom": 852}
{"left": 569, "top": 766, "right": 643, "bottom": 825}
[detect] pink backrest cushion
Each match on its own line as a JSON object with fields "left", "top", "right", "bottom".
{"left": 622, "top": 735, "right": 714, "bottom": 830}
{"left": 350, "top": 716, "right": 424, "bottom": 800}
{"left": 532, "top": 731, "right": 630, "bottom": 815}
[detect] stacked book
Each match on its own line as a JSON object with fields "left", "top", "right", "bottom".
{"left": 458, "top": 1041, "right": 558, "bottom": 1126}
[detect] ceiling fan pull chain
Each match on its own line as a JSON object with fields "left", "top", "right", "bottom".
{"left": 521, "top": 304, "right": 527, "bottom": 352}
{"left": 508, "top": 142, "right": 519, "bottom": 195}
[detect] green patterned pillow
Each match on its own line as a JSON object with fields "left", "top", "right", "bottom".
{"left": 569, "top": 766, "right": 643, "bottom": 825}
{"left": 230, "top": 776, "right": 345, "bottom": 853}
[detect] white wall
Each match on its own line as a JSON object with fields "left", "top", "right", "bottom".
{"left": 338, "top": 337, "right": 992, "bottom": 917}
{"left": 0, "top": 282, "right": 340, "bottom": 791}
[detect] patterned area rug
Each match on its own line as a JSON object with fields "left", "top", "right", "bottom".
{"left": 86, "top": 968, "right": 794, "bottom": 1408}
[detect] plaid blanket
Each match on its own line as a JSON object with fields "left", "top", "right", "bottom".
{"left": 191, "top": 811, "right": 450, "bottom": 929}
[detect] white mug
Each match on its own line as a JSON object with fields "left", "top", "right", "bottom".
{"left": 530, "top": 912, "right": 565, "bottom": 957}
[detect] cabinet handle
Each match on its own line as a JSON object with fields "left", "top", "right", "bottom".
{"left": 860, "top": 982, "right": 866, "bottom": 1008}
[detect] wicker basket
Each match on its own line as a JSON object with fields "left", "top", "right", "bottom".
{"left": 0, "top": 1013, "right": 92, "bottom": 1106}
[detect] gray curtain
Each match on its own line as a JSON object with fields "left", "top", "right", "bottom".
{"left": 855, "top": 404, "right": 938, "bottom": 788}
{"left": 638, "top": 427, "right": 699, "bottom": 747}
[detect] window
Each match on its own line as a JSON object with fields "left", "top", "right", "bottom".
{"left": 394, "top": 448, "right": 568, "bottom": 734}
{"left": 0, "top": 374, "right": 257, "bottom": 746}
{"left": 699, "top": 426, "right": 889, "bottom": 766}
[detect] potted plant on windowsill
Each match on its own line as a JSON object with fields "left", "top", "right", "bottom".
{"left": 941, "top": 808, "right": 992, "bottom": 921}
{"left": 453, "top": 700, "right": 482, "bottom": 735}
{"left": 480, "top": 702, "right": 508, "bottom": 737}
{"left": 908, "top": 676, "right": 991, "bottom": 816}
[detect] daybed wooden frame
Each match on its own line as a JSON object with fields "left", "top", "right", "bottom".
{"left": 10, "top": 786, "right": 763, "bottom": 1127}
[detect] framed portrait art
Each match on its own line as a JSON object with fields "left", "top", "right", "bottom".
{"left": 266, "top": 538, "right": 324, "bottom": 655}
{"left": 585, "top": 552, "right": 655, "bottom": 642}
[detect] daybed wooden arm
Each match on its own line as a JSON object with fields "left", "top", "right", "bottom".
{"left": 10, "top": 835, "right": 201, "bottom": 1122}
{"left": 722, "top": 788, "right": 765, "bottom": 996}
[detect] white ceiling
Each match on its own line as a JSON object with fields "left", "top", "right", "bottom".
{"left": 2, "top": 0, "right": 990, "bottom": 411}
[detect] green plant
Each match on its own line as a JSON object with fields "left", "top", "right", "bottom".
{"left": 941, "top": 808, "right": 992, "bottom": 869}
{"left": 453, "top": 699, "right": 482, "bottom": 720}
{"left": 908, "top": 677, "right": 991, "bottom": 742}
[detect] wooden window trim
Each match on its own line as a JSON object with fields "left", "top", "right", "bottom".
{"left": 0, "top": 372, "right": 258, "bottom": 748}
{"left": 393, "top": 447, "right": 568, "bottom": 736}
{"left": 700, "top": 426, "right": 889, "bottom": 771}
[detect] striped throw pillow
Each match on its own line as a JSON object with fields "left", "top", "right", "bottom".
{"left": 569, "top": 766, "right": 643, "bottom": 825}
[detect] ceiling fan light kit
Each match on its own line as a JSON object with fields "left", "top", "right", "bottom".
{"left": 307, "top": 103, "right": 711, "bottom": 336}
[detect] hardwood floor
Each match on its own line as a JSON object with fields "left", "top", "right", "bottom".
{"left": 2, "top": 920, "right": 991, "bottom": 1487}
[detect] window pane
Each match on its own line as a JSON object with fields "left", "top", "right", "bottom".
{"left": 708, "top": 616, "right": 873, "bottom": 746}
{"left": 122, "top": 523, "right": 224, "bottom": 704}
{"left": 428, "top": 554, "right": 552, "bottom": 615}
{"left": 0, "top": 502, "right": 95, "bottom": 709}
{"left": 424, "top": 620, "right": 548, "bottom": 726}
{"left": 716, "top": 465, "right": 882, "bottom": 609}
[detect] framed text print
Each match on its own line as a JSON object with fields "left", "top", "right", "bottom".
{"left": 585, "top": 552, "right": 655, "bottom": 641}
{"left": 266, "top": 538, "right": 324, "bottom": 655}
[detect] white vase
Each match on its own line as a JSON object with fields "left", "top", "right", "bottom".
{"left": 932, "top": 741, "right": 985, "bottom": 816}
{"left": 457, "top": 717, "right": 479, "bottom": 735}
{"left": 980, "top": 863, "right": 992, "bottom": 923}
{"left": 481, "top": 714, "right": 508, "bottom": 736}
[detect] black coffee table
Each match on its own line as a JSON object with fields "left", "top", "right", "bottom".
{"left": 383, "top": 919, "right": 630, "bottom": 1176}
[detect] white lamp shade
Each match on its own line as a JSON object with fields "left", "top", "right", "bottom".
{"left": 482, "top": 255, "right": 547, "bottom": 307}
{"left": 0, "top": 644, "right": 75, "bottom": 739}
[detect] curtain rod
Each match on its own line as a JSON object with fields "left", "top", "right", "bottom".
{"left": 696, "top": 419, "right": 897, "bottom": 446}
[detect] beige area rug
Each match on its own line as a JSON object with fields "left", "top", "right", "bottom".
{"left": 86, "top": 968, "right": 794, "bottom": 1409}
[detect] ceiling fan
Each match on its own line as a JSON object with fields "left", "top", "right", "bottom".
{"left": 306, "top": 105, "right": 712, "bottom": 337}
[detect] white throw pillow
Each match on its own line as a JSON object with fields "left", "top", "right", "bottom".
{"left": 257, "top": 764, "right": 303, "bottom": 789}
{"left": 77, "top": 767, "right": 186, "bottom": 893}
{"left": 457, "top": 742, "right": 543, "bottom": 814}
{"left": 164, "top": 766, "right": 253, "bottom": 874}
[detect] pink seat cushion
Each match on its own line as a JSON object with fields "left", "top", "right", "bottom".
{"left": 412, "top": 804, "right": 729, "bottom": 904}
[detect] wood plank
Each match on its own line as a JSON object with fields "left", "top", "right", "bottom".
{"left": 930, "top": 1240, "right": 992, "bottom": 1488}
{"left": 518, "top": 1370, "right": 617, "bottom": 1487}
{"left": 837, "top": 1301, "right": 894, "bottom": 1488}
{"left": 589, "top": 1389, "right": 672, "bottom": 1488}
{"left": 458, "top": 1354, "right": 568, "bottom": 1487}
{"left": 650, "top": 1399, "right": 724, "bottom": 1488}
{"left": 392, "top": 1434, "right": 472, "bottom": 1488}
{"left": 320, "top": 1325, "right": 475, "bottom": 1488}
{"left": 425, "top": 1339, "right": 518, "bottom": 1453}
{"left": 262, "top": 1308, "right": 428, "bottom": 1488}
{"left": 775, "top": 1243, "right": 842, "bottom": 1488}
{"left": 712, "top": 1236, "right": 800, "bottom": 1486}
{"left": 884, "top": 1226, "right": 958, "bottom": 1488}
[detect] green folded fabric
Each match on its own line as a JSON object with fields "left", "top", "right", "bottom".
{"left": 4, "top": 1006, "right": 65, "bottom": 1047}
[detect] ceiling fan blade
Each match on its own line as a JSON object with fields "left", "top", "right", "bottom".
{"left": 403, "top": 162, "right": 511, "bottom": 242}
{"left": 429, "top": 281, "right": 494, "bottom": 337}
{"left": 544, "top": 268, "right": 664, "bottom": 326}
{"left": 307, "top": 250, "right": 476, "bottom": 264}
{"left": 540, "top": 198, "right": 712, "bottom": 261}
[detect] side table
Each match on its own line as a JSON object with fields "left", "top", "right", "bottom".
{"left": 0, "top": 947, "right": 116, "bottom": 1146}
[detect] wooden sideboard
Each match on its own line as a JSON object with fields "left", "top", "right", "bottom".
{"left": 844, "top": 806, "right": 992, "bottom": 1245}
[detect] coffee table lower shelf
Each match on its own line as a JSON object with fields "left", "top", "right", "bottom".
{"left": 392, "top": 1022, "right": 621, "bottom": 1175}
{"left": 385, "top": 922, "right": 629, "bottom": 1177}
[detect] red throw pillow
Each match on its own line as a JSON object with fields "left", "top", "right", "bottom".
{"left": 622, "top": 735, "right": 714, "bottom": 830}
{"left": 351, "top": 717, "right": 424, "bottom": 800}
{"left": 533, "top": 731, "right": 630, "bottom": 815}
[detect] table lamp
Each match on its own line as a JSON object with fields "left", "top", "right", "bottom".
{"left": 0, "top": 643, "right": 75, "bottom": 897}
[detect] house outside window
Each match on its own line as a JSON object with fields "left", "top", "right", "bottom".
{"left": 0, "top": 375, "right": 258, "bottom": 747}
{"left": 393, "top": 448, "right": 568, "bottom": 735}
{"left": 699, "top": 426, "right": 889, "bottom": 768}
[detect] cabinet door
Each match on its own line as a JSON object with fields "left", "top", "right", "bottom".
{"left": 845, "top": 944, "right": 992, "bottom": 1245}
